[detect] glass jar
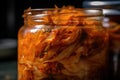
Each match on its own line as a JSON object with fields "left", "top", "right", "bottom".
{"left": 18, "top": 7, "right": 109, "bottom": 80}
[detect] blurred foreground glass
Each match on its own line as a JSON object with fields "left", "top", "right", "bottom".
{"left": 18, "top": 8, "right": 109, "bottom": 80}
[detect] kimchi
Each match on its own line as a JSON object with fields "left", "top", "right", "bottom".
{"left": 18, "top": 6, "right": 109, "bottom": 80}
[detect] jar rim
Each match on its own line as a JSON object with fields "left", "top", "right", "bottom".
{"left": 24, "top": 8, "right": 103, "bottom": 16}
{"left": 25, "top": 8, "right": 103, "bottom": 11}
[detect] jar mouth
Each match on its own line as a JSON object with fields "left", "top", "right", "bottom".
{"left": 25, "top": 8, "right": 102, "bottom": 11}
{"left": 23, "top": 8, "right": 103, "bottom": 26}
{"left": 24, "top": 8, "right": 103, "bottom": 16}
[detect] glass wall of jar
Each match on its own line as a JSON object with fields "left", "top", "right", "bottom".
{"left": 18, "top": 7, "right": 109, "bottom": 80}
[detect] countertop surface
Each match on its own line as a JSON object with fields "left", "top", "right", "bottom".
{"left": 0, "top": 60, "right": 17, "bottom": 80}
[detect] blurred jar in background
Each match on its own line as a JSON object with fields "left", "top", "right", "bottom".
{"left": 83, "top": 1, "right": 120, "bottom": 80}
{"left": 103, "top": 9, "right": 120, "bottom": 50}
{"left": 103, "top": 9, "right": 120, "bottom": 80}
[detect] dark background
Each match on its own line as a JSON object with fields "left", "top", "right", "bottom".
{"left": 0, "top": 0, "right": 84, "bottom": 39}
{"left": 1, "top": 0, "right": 120, "bottom": 39}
